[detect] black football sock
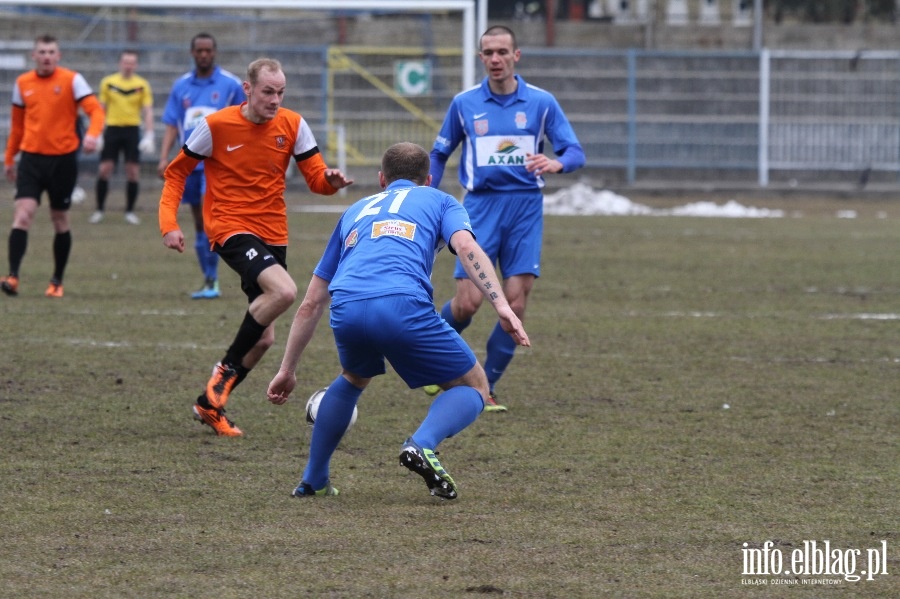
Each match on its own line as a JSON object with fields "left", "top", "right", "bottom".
{"left": 223, "top": 311, "right": 267, "bottom": 366}
{"left": 8, "top": 228, "right": 27, "bottom": 276}
{"left": 52, "top": 231, "right": 72, "bottom": 283}
{"left": 96, "top": 178, "right": 108, "bottom": 211}
{"left": 126, "top": 181, "right": 138, "bottom": 212}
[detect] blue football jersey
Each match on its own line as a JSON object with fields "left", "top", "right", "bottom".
{"left": 161, "top": 65, "right": 244, "bottom": 171}
{"left": 314, "top": 180, "right": 473, "bottom": 305}
{"left": 430, "top": 74, "right": 584, "bottom": 192}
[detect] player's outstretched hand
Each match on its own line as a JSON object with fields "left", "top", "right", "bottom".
{"left": 267, "top": 370, "right": 297, "bottom": 405}
{"left": 325, "top": 168, "right": 354, "bottom": 190}
{"left": 497, "top": 306, "right": 531, "bottom": 347}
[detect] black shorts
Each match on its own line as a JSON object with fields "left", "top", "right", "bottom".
{"left": 214, "top": 234, "right": 288, "bottom": 303}
{"left": 100, "top": 126, "right": 140, "bottom": 163}
{"left": 15, "top": 151, "right": 79, "bottom": 210}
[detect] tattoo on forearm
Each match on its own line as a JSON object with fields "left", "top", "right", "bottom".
{"left": 466, "top": 250, "right": 497, "bottom": 300}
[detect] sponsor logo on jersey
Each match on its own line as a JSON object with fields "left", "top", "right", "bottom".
{"left": 474, "top": 119, "right": 488, "bottom": 136}
{"left": 371, "top": 220, "right": 416, "bottom": 241}
{"left": 345, "top": 229, "right": 359, "bottom": 248}
{"left": 486, "top": 139, "right": 525, "bottom": 165}
{"left": 474, "top": 135, "right": 532, "bottom": 167}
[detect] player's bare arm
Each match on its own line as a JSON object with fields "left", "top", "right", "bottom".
{"left": 450, "top": 230, "right": 531, "bottom": 347}
{"left": 267, "top": 274, "right": 331, "bottom": 404}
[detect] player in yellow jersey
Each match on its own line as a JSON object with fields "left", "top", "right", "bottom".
{"left": 91, "top": 50, "right": 154, "bottom": 225}
{"left": 2, "top": 34, "right": 105, "bottom": 298}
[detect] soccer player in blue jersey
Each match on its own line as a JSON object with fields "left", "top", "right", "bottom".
{"left": 266, "top": 142, "right": 530, "bottom": 500}
{"left": 157, "top": 33, "right": 244, "bottom": 299}
{"left": 429, "top": 25, "right": 586, "bottom": 411}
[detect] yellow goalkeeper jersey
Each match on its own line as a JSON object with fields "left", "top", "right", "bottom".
{"left": 98, "top": 71, "right": 152, "bottom": 127}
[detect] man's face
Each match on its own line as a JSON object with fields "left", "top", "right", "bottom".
{"left": 479, "top": 33, "right": 519, "bottom": 84}
{"left": 191, "top": 38, "right": 216, "bottom": 72}
{"left": 32, "top": 41, "right": 60, "bottom": 77}
{"left": 119, "top": 53, "right": 138, "bottom": 78}
{"left": 245, "top": 68, "right": 285, "bottom": 122}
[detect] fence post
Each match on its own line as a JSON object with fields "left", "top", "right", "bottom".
{"left": 758, "top": 47, "right": 769, "bottom": 187}
{"left": 627, "top": 48, "right": 637, "bottom": 185}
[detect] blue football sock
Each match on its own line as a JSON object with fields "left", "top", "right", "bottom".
{"left": 204, "top": 244, "right": 219, "bottom": 282}
{"left": 441, "top": 299, "right": 471, "bottom": 333}
{"left": 411, "top": 386, "right": 484, "bottom": 449}
{"left": 194, "top": 231, "right": 211, "bottom": 280}
{"left": 484, "top": 321, "right": 517, "bottom": 391}
{"left": 302, "top": 375, "right": 362, "bottom": 490}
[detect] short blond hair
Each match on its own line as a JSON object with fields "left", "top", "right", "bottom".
{"left": 247, "top": 58, "right": 283, "bottom": 85}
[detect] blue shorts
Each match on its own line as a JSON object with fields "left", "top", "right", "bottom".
{"left": 181, "top": 169, "right": 205, "bottom": 207}
{"left": 453, "top": 190, "right": 543, "bottom": 280}
{"left": 330, "top": 294, "right": 477, "bottom": 388}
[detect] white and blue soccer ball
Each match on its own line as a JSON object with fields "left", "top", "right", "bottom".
{"left": 305, "top": 387, "right": 358, "bottom": 432}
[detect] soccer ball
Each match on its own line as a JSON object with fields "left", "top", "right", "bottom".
{"left": 305, "top": 387, "right": 358, "bottom": 432}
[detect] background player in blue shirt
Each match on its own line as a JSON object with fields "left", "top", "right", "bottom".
{"left": 429, "top": 25, "right": 585, "bottom": 411}
{"left": 157, "top": 32, "right": 244, "bottom": 299}
{"left": 266, "top": 142, "right": 530, "bottom": 500}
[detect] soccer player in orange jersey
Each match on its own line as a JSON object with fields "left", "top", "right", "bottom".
{"left": 2, "top": 34, "right": 105, "bottom": 298}
{"left": 159, "top": 58, "right": 353, "bottom": 436}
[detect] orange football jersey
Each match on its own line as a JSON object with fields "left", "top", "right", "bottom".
{"left": 160, "top": 104, "right": 336, "bottom": 247}
{"left": 4, "top": 67, "right": 104, "bottom": 165}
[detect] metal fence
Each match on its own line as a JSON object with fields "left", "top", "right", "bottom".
{"left": 2, "top": 41, "right": 900, "bottom": 189}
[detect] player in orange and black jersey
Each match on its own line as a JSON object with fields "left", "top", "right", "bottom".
{"left": 159, "top": 58, "right": 353, "bottom": 436}
{"left": 2, "top": 34, "right": 105, "bottom": 298}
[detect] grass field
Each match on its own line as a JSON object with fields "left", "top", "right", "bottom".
{"left": 1, "top": 187, "right": 898, "bottom": 598}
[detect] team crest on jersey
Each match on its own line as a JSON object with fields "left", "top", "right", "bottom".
{"left": 182, "top": 97, "right": 192, "bottom": 109}
{"left": 345, "top": 229, "right": 359, "bottom": 248}
{"left": 211, "top": 91, "right": 220, "bottom": 103}
{"left": 515, "top": 111, "right": 527, "bottom": 129}
{"left": 54, "top": 86, "right": 61, "bottom": 95}
{"left": 275, "top": 136, "right": 286, "bottom": 149}
{"left": 474, "top": 119, "right": 488, "bottom": 136}
{"left": 371, "top": 220, "right": 416, "bottom": 241}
